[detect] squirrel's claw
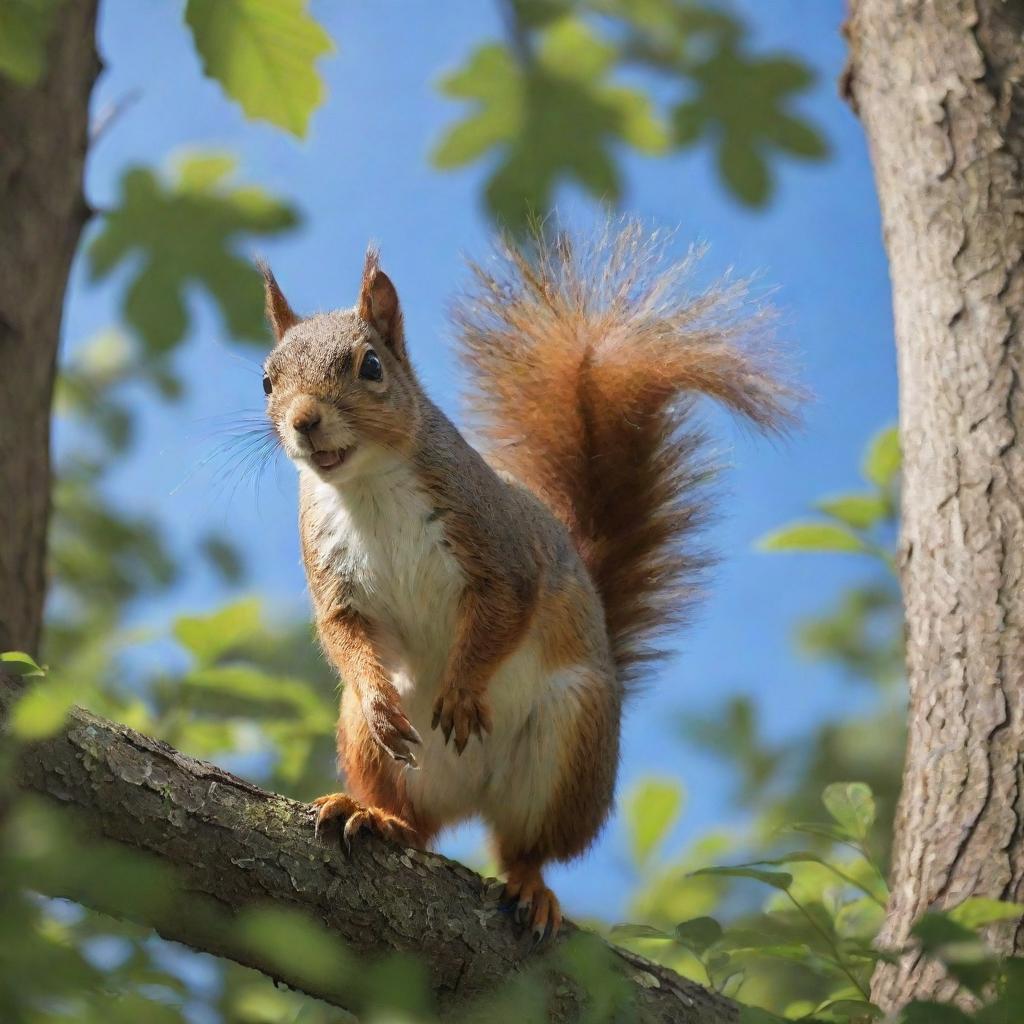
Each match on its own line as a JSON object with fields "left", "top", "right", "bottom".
{"left": 342, "top": 813, "right": 369, "bottom": 856}
{"left": 399, "top": 719, "right": 423, "bottom": 746}
{"left": 431, "top": 688, "right": 492, "bottom": 754}
{"left": 503, "top": 866, "right": 562, "bottom": 949}
{"left": 364, "top": 692, "right": 421, "bottom": 767}
{"left": 311, "top": 793, "right": 419, "bottom": 853}
{"left": 311, "top": 792, "right": 360, "bottom": 843}
{"left": 395, "top": 748, "right": 419, "bottom": 769}
{"left": 531, "top": 920, "right": 554, "bottom": 951}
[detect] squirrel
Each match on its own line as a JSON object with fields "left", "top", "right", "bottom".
{"left": 258, "top": 221, "right": 791, "bottom": 942}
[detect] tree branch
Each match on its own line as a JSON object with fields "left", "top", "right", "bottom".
{"left": 0, "top": 676, "right": 737, "bottom": 1023}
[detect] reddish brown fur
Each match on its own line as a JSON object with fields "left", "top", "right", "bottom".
{"left": 358, "top": 248, "right": 406, "bottom": 361}
{"left": 318, "top": 606, "right": 422, "bottom": 766}
{"left": 262, "top": 221, "right": 793, "bottom": 937}
{"left": 258, "top": 260, "right": 300, "bottom": 342}
{"left": 453, "top": 221, "right": 796, "bottom": 691}
{"left": 536, "top": 576, "right": 596, "bottom": 671}
{"left": 410, "top": 447, "right": 545, "bottom": 751}
{"left": 336, "top": 687, "right": 439, "bottom": 845}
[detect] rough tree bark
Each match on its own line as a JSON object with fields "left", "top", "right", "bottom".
{"left": 0, "top": 674, "right": 737, "bottom": 1024}
{"left": 843, "top": 0, "right": 1024, "bottom": 1012}
{"left": 0, "top": 0, "right": 100, "bottom": 656}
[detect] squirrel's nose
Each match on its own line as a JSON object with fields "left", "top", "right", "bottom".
{"left": 292, "top": 411, "right": 321, "bottom": 436}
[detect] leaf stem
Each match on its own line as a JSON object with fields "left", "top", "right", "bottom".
{"left": 785, "top": 892, "right": 870, "bottom": 1000}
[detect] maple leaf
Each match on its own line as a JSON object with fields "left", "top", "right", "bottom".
{"left": 88, "top": 153, "right": 299, "bottom": 353}
{"left": 185, "top": 0, "right": 334, "bottom": 137}
{"left": 433, "top": 17, "right": 668, "bottom": 232}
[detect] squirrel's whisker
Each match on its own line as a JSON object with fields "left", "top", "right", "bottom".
{"left": 172, "top": 423, "right": 280, "bottom": 499}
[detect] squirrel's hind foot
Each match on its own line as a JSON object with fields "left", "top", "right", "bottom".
{"left": 311, "top": 793, "right": 419, "bottom": 853}
{"left": 503, "top": 863, "right": 562, "bottom": 945}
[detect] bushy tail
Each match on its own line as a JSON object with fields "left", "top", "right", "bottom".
{"left": 452, "top": 220, "right": 796, "bottom": 693}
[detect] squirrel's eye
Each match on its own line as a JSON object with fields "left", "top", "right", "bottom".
{"left": 262, "top": 374, "right": 273, "bottom": 395}
{"left": 359, "top": 350, "right": 383, "bottom": 382}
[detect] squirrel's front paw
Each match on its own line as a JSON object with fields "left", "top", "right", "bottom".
{"left": 362, "top": 691, "right": 421, "bottom": 767}
{"left": 431, "top": 687, "right": 492, "bottom": 754}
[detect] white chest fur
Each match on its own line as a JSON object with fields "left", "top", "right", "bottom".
{"left": 301, "top": 464, "right": 590, "bottom": 843}
{"left": 302, "top": 465, "right": 464, "bottom": 678}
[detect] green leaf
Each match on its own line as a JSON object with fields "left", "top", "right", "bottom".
{"left": 817, "top": 493, "right": 890, "bottom": 531}
{"left": 978, "top": 958, "right": 1024, "bottom": 1023}
{"left": 87, "top": 154, "right": 299, "bottom": 353}
{"left": 779, "top": 821, "right": 864, "bottom": 847}
{"left": 236, "top": 907, "right": 351, "bottom": 988}
{"left": 835, "top": 897, "right": 885, "bottom": 941}
{"left": 763, "top": 114, "right": 828, "bottom": 158}
{"left": 863, "top": 426, "right": 900, "bottom": 488}
{"left": 758, "top": 522, "right": 869, "bottom": 555}
{"left": 817, "top": 1000, "right": 883, "bottom": 1020}
{"left": 900, "top": 1002, "right": 973, "bottom": 1024}
{"left": 1, "top": 651, "right": 47, "bottom": 677}
{"left": 556, "top": 933, "right": 633, "bottom": 1014}
{"left": 185, "top": 0, "right": 333, "bottom": 136}
{"left": 796, "top": 583, "right": 904, "bottom": 684}
{"left": 591, "top": 3, "right": 823, "bottom": 208}
{"left": 165, "top": 719, "right": 237, "bottom": 758}
{"left": 947, "top": 897, "right": 1024, "bottom": 930}
{"left": 625, "top": 778, "right": 684, "bottom": 864}
{"left": 908, "top": 915, "right": 1000, "bottom": 997}
{"left": 728, "top": 943, "right": 817, "bottom": 965}
{"left": 9, "top": 677, "right": 80, "bottom": 740}
{"left": 513, "top": 0, "right": 574, "bottom": 28}
{"left": 671, "top": 101, "right": 706, "bottom": 146}
{"left": 749, "top": 850, "right": 841, "bottom": 867}
{"left": 822, "top": 782, "right": 876, "bottom": 841}
{"left": 738, "top": 1005, "right": 789, "bottom": 1023}
{"left": 673, "top": 916, "right": 723, "bottom": 954}
{"left": 719, "top": 133, "right": 769, "bottom": 207}
{"left": 609, "top": 923, "right": 673, "bottom": 941}
{"left": 689, "top": 866, "right": 793, "bottom": 891}
{"left": 597, "top": 0, "right": 740, "bottom": 45}
{"left": 0, "top": 0, "right": 62, "bottom": 86}
{"left": 727, "top": 852, "right": 886, "bottom": 905}
{"left": 360, "top": 953, "right": 432, "bottom": 1017}
{"left": 432, "top": 44, "right": 520, "bottom": 169}
{"left": 911, "top": 912, "right": 981, "bottom": 957}
{"left": 181, "top": 665, "right": 332, "bottom": 727}
{"left": 433, "top": 17, "right": 668, "bottom": 232}
{"left": 200, "top": 533, "right": 246, "bottom": 584}
{"left": 679, "top": 45, "right": 825, "bottom": 208}
{"left": 948, "top": 958, "right": 1001, "bottom": 998}
{"left": 174, "top": 598, "right": 265, "bottom": 665}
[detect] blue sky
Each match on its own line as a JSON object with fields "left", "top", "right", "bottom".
{"left": 61, "top": 0, "right": 898, "bottom": 921}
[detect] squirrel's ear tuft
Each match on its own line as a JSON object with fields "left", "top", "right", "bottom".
{"left": 358, "top": 247, "right": 406, "bottom": 361}
{"left": 258, "top": 260, "right": 300, "bottom": 344}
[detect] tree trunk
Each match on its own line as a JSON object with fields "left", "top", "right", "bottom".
{"left": 843, "top": 0, "right": 1024, "bottom": 1012}
{"left": 0, "top": 675, "right": 737, "bottom": 1024}
{"left": 0, "top": 0, "right": 100, "bottom": 656}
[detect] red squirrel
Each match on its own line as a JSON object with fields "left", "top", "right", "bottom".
{"left": 259, "top": 222, "right": 791, "bottom": 941}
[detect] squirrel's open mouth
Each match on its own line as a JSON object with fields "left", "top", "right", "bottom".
{"left": 311, "top": 447, "right": 351, "bottom": 471}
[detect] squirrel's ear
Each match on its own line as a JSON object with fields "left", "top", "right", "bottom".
{"left": 258, "top": 260, "right": 300, "bottom": 344}
{"left": 358, "top": 248, "right": 406, "bottom": 361}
